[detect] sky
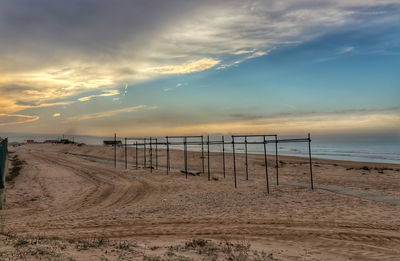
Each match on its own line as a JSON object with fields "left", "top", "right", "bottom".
{"left": 0, "top": 0, "right": 399, "bottom": 138}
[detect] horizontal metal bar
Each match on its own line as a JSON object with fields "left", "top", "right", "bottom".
{"left": 232, "top": 134, "right": 277, "bottom": 137}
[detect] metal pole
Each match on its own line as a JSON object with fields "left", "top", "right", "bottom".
{"left": 155, "top": 138, "right": 158, "bottom": 169}
{"left": 275, "top": 135, "right": 279, "bottom": 185}
{"left": 207, "top": 135, "right": 210, "bottom": 181}
{"left": 184, "top": 136, "right": 188, "bottom": 179}
{"left": 166, "top": 136, "right": 169, "bottom": 175}
{"left": 201, "top": 136, "right": 204, "bottom": 174}
{"left": 222, "top": 135, "right": 226, "bottom": 179}
{"left": 245, "top": 136, "right": 248, "bottom": 180}
{"left": 144, "top": 138, "right": 146, "bottom": 169}
{"left": 263, "top": 136, "right": 270, "bottom": 194}
{"left": 135, "top": 141, "right": 138, "bottom": 169}
{"left": 150, "top": 137, "right": 153, "bottom": 173}
{"left": 114, "top": 133, "right": 117, "bottom": 168}
{"left": 124, "top": 137, "right": 127, "bottom": 169}
{"left": 232, "top": 136, "right": 237, "bottom": 188}
{"left": 308, "top": 133, "right": 314, "bottom": 190}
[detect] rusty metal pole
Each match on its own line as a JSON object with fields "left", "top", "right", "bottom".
{"left": 114, "top": 133, "right": 117, "bottom": 168}
{"left": 308, "top": 133, "right": 314, "bottom": 190}
{"left": 150, "top": 137, "right": 153, "bottom": 173}
{"left": 201, "top": 136, "right": 204, "bottom": 174}
{"left": 263, "top": 136, "right": 270, "bottom": 194}
{"left": 275, "top": 135, "right": 279, "bottom": 185}
{"left": 144, "top": 138, "right": 146, "bottom": 169}
{"left": 232, "top": 136, "right": 237, "bottom": 188}
{"left": 155, "top": 138, "right": 158, "bottom": 170}
{"left": 124, "top": 137, "right": 127, "bottom": 169}
{"left": 222, "top": 135, "right": 226, "bottom": 179}
{"left": 245, "top": 136, "right": 248, "bottom": 180}
{"left": 207, "top": 135, "right": 210, "bottom": 181}
{"left": 135, "top": 141, "right": 138, "bottom": 169}
{"left": 166, "top": 136, "right": 169, "bottom": 175}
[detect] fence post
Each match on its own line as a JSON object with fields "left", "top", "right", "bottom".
{"left": 232, "top": 136, "right": 237, "bottom": 188}
{"left": 155, "top": 138, "right": 158, "bottom": 169}
{"left": 222, "top": 135, "right": 226, "bottom": 179}
{"left": 207, "top": 136, "right": 210, "bottom": 181}
{"left": 184, "top": 136, "right": 188, "bottom": 179}
{"left": 166, "top": 136, "right": 169, "bottom": 175}
{"left": 275, "top": 135, "right": 279, "bottom": 185}
{"left": 124, "top": 137, "right": 127, "bottom": 169}
{"left": 201, "top": 136, "right": 204, "bottom": 174}
{"left": 144, "top": 138, "right": 146, "bottom": 169}
{"left": 263, "top": 136, "right": 270, "bottom": 194}
{"left": 308, "top": 133, "right": 314, "bottom": 190}
{"left": 245, "top": 136, "right": 248, "bottom": 180}
{"left": 150, "top": 137, "right": 153, "bottom": 173}
{"left": 135, "top": 141, "right": 138, "bottom": 169}
{"left": 114, "top": 133, "right": 117, "bottom": 168}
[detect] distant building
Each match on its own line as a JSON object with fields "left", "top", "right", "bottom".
{"left": 26, "top": 140, "right": 34, "bottom": 144}
{"left": 103, "top": 140, "right": 122, "bottom": 146}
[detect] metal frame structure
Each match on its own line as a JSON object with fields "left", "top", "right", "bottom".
{"left": 115, "top": 133, "right": 314, "bottom": 194}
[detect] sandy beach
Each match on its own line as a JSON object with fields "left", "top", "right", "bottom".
{"left": 1, "top": 143, "right": 399, "bottom": 260}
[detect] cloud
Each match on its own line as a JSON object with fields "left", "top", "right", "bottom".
{"left": 0, "top": 114, "right": 39, "bottom": 126}
{"left": 53, "top": 113, "right": 61, "bottom": 117}
{"left": 174, "top": 107, "right": 400, "bottom": 135}
{"left": 1, "top": 0, "right": 400, "bottom": 119}
{"left": 163, "top": 82, "right": 187, "bottom": 92}
{"left": 338, "top": 46, "right": 355, "bottom": 54}
{"left": 68, "top": 105, "right": 158, "bottom": 121}
{"left": 148, "top": 58, "right": 220, "bottom": 74}
{"left": 78, "top": 89, "right": 120, "bottom": 102}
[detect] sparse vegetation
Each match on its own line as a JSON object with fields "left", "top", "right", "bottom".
{"left": 6, "top": 154, "right": 26, "bottom": 182}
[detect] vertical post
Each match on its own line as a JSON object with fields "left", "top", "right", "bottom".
{"left": 201, "top": 136, "right": 204, "bottom": 174}
{"left": 222, "top": 136, "right": 226, "bottom": 179}
{"left": 114, "top": 133, "right": 117, "bottom": 168}
{"left": 207, "top": 135, "right": 210, "bottom": 181}
{"left": 245, "top": 136, "right": 249, "bottom": 180}
{"left": 150, "top": 137, "right": 153, "bottom": 173}
{"left": 166, "top": 136, "right": 169, "bottom": 175}
{"left": 144, "top": 138, "right": 146, "bottom": 169}
{"left": 184, "top": 137, "right": 188, "bottom": 179}
{"left": 263, "top": 136, "right": 270, "bottom": 194}
{"left": 232, "top": 136, "right": 237, "bottom": 188}
{"left": 124, "top": 137, "right": 127, "bottom": 169}
{"left": 135, "top": 141, "right": 138, "bottom": 169}
{"left": 308, "top": 133, "right": 314, "bottom": 190}
{"left": 275, "top": 135, "right": 279, "bottom": 185}
{"left": 155, "top": 138, "right": 158, "bottom": 170}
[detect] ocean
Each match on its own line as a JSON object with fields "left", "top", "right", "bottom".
{"left": 2, "top": 133, "right": 400, "bottom": 164}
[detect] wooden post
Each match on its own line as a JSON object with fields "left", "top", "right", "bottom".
{"left": 150, "top": 137, "right": 153, "bottom": 173}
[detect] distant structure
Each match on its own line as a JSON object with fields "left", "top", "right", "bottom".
{"left": 104, "top": 140, "right": 122, "bottom": 146}
{"left": 26, "top": 140, "right": 34, "bottom": 144}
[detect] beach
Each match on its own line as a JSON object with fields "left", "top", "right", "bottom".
{"left": 1, "top": 143, "right": 399, "bottom": 260}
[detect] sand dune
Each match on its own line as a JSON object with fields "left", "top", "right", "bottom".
{"left": 1, "top": 144, "right": 399, "bottom": 260}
